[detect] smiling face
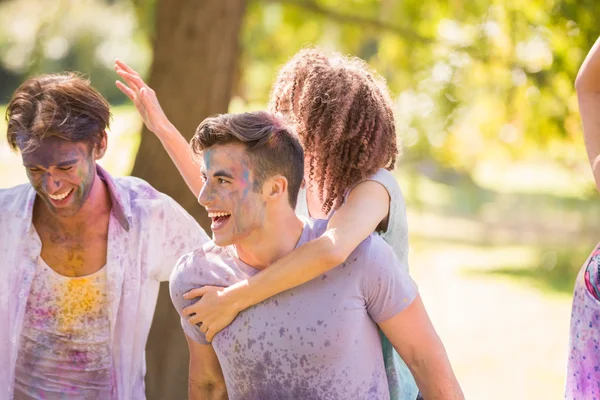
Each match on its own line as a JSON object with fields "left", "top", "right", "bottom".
{"left": 198, "top": 142, "right": 267, "bottom": 247}
{"left": 21, "top": 136, "right": 104, "bottom": 218}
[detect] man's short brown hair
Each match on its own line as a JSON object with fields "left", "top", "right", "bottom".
{"left": 6, "top": 72, "right": 111, "bottom": 153}
{"left": 191, "top": 111, "right": 304, "bottom": 209}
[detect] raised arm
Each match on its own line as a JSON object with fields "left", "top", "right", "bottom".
{"left": 186, "top": 334, "right": 227, "bottom": 400}
{"left": 576, "top": 37, "right": 600, "bottom": 191}
{"left": 114, "top": 60, "right": 204, "bottom": 197}
{"left": 183, "top": 180, "right": 391, "bottom": 341}
{"left": 378, "top": 295, "right": 464, "bottom": 400}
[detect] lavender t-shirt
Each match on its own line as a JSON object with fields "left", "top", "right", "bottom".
{"left": 170, "top": 218, "right": 417, "bottom": 400}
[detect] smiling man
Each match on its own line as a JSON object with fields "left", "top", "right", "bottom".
{"left": 169, "top": 111, "right": 463, "bottom": 400}
{"left": 0, "top": 73, "right": 209, "bottom": 399}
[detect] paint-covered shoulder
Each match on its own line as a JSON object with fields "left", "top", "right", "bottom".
{"left": 0, "top": 183, "right": 32, "bottom": 218}
{"left": 114, "top": 176, "right": 184, "bottom": 217}
{"left": 171, "top": 248, "right": 202, "bottom": 282}
{"left": 346, "top": 233, "right": 395, "bottom": 268}
{"left": 171, "top": 241, "right": 224, "bottom": 277}
{"left": 365, "top": 233, "right": 393, "bottom": 257}
{"left": 113, "top": 175, "right": 164, "bottom": 201}
{"left": 301, "top": 217, "right": 329, "bottom": 240}
{"left": 169, "top": 241, "right": 229, "bottom": 297}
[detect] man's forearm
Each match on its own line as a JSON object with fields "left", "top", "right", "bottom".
{"left": 409, "top": 347, "right": 464, "bottom": 400}
{"left": 379, "top": 296, "right": 464, "bottom": 400}
{"left": 185, "top": 336, "right": 226, "bottom": 400}
{"left": 189, "top": 378, "right": 227, "bottom": 400}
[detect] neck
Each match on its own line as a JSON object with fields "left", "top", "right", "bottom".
{"left": 235, "top": 209, "right": 304, "bottom": 270}
{"left": 37, "top": 171, "right": 112, "bottom": 230}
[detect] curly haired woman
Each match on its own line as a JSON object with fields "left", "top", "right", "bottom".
{"left": 115, "top": 49, "right": 455, "bottom": 400}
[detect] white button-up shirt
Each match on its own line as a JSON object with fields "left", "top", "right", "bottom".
{"left": 0, "top": 166, "right": 209, "bottom": 399}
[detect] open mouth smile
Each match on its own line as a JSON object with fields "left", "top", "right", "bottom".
{"left": 47, "top": 188, "right": 74, "bottom": 205}
{"left": 208, "top": 211, "right": 231, "bottom": 231}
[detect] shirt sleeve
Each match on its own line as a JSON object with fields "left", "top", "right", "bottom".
{"left": 360, "top": 169, "right": 407, "bottom": 234}
{"left": 169, "top": 252, "right": 210, "bottom": 344}
{"left": 360, "top": 236, "right": 418, "bottom": 323}
{"left": 151, "top": 194, "right": 211, "bottom": 282}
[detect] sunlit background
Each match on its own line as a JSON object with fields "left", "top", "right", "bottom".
{"left": 1, "top": 0, "right": 598, "bottom": 398}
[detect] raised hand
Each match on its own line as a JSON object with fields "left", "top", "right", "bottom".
{"left": 114, "top": 59, "right": 174, "bottom": 139}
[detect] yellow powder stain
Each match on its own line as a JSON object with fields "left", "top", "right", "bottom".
{"left": 54, "top": 277, "right": 107, "bottom": 333}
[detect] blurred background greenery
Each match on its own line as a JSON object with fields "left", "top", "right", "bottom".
{"left": 1, "top": 0, "right": 599, "bottom": 398}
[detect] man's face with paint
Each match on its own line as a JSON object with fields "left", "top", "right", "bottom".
{"left": 198, "top": 143, "right": 266, "bottom": 247}
{"left": 21, "top": 135, "right": 104, "bottom": 218}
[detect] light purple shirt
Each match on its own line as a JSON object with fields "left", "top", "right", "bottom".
{"left": 565, "top": 247, "right": 600, "bottom": 399}
{"left": 170, "top": 218, "right": 418, "bottom": 400}
{"left": 0, "top": 166, "right": 209, "bottom": 400}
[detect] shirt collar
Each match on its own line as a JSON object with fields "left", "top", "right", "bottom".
{"left": 97, "top": 165, "right": 131, "bottom": 231}
{"left": 17, "top": 164, "right": 131, "bottom": 232}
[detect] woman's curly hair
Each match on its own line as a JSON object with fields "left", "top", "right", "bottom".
{"left": 269, "top": 48, "right": 400, "bottom": 214}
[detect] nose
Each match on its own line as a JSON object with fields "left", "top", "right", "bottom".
{"left": 197, "top": 182, "right": 211, "bottom": 207}
{"left": 42, "top": 172, "right": 62, "bottom": 194}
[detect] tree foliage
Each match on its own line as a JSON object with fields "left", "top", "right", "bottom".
{"left": 0, "top": 0, "right": 597, "bottom": 172}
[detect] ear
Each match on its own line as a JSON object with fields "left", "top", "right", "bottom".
{"left": 94, "top": 131, "right": 108, "bottom": 160}
{"left": 263, "top": 175, "right": 288, "bottom": 203}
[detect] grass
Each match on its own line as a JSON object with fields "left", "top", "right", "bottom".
{"left": 410, "top": 239, "right": 574, "bottom": 400}
{"left": 473, "top": 245, "right": 593, "bottom": 295}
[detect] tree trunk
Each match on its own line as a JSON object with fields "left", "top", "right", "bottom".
{"left": 132, "top": 1, "right": 246, "bottom": 399}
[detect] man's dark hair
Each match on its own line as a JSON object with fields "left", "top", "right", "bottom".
{"left": 6, "top": 72, "right": 111, "bottom": 153}
{"left": 191, "top": 111, "right": 304, "bottom": 209}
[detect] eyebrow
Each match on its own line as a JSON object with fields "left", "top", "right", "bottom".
{"left": 56, "top": 159, "right": 78, "bottom": 167}
{"left": 23, "top": 159, "right": 79, "bottom": 168}
{"left": 213, "top": 170, "right": 235, "bottom": 180}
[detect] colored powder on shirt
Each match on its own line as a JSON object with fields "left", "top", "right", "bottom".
{"left": 170, "top": 218, "right": 418, "bottom": 400}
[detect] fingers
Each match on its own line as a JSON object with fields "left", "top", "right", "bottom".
{"left": 114, "top": 59, "right": 140, "bottom": 77}
{"left": 182, "top": 303, "right": 198, "bottom": 316}
{"left": 195, "top": 322, "right": 214, "bottom": 343}
{"left": 198, "top": 322, "right": 208, "bottom": 334}
{"left": 115, "top": 69, "right": 145, "bottom": 91}
{"left": 197, "top": 322, "right": 212, "bottom": 343}
{"left": 184, "top": 286, "right": 213, "bottom": 300}
{"left": 205, "top": 328, "right": 215, "bottom": 343}
{"left": 114, "top": 67, "right": 135, "bottom": 83}
{"left": 115, "top": 80, "right": 136, "bottom": 101}
{"left": 188, "top": 313, "right": 201, "bottom": 325}
{"left": 182, "top": 295, "right": 210, "bottom": 316}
